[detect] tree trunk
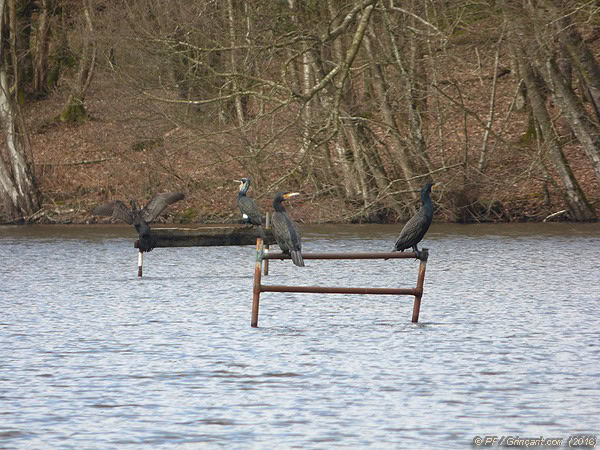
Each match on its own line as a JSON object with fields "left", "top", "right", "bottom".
{"left": 478, "top": 25, "right": 504, "bottom": 173}
{"left": 227, "top": 0, "right": 246, "bottom": 129}
{"left": 502, "top": 0, "right": 595, "bottom": 221}
{"left": 33, "top": 0, "right": 54, "bottom": 97}
{"left": 287, "top": 0, "right": 313, "bottom": 160}
{"left": 60, "top": 0, "right": 96, "bottom": 122}
{"left": 332, "top": 139, "right": 359, "bottom": 199}
{"left": 8, "top": 0, "right": 33, "bottom": 103}
{"left": 323, "top": 0, "right": 361, "bottom": 200}
{"left": 381, "top": 2, "right": 432, "bottom": 176}
{"left": 541, "top": 0, "right": 600, "bottom": 123}
{"left": 515, "top": 50, "right": 595, "bottom": 220}
{"left": 364, "top": 31, "right": 419, "bottom": 200}
{"left": 543, "top": 56, "right": 600, "bottom": 183}
{"left": 521, "top": 0, "right": 600, "bottom": 183}
{"left": 0, "top": 0, "right": 40, "bottom": 221}
{"left": 355, "top": 121, "right": 405, "bottom": 217}
{"left": 346, "top": 125, "right": 374, "bottom": 208}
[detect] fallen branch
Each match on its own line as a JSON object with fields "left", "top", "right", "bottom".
{"left": 543, "top": 209, "right": 567, "bottom": 222}
{"left": 40, "top": 158, "right": 113, "bottom": 167}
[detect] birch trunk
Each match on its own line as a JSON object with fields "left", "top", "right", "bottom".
{"left": 227, "top": 0, "right": 246, "bottom": 129}
{"left": 478, "top": 25, "right": 504, "bottom": 173}
{"left": 0, "top": 0, "right": 40, "bottom": 220}
{"left": 287, "top": 0, "right": 313, "bottom": 160}
{"left": 364, "top": 31, "right": 419, "bottom": 199}
{"left": 326, "top": 0, "right": 360, "bottom": 199}
{"left": 381, "top": 1, "right": 432, "bottom": 176}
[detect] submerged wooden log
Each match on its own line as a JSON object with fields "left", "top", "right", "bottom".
{"left": 134, "top": 225, "right": 276, "bottom": 248}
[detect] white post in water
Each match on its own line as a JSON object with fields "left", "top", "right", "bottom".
{"left": 138, "top": 250, "right": 143, "bottom": 277}
{"left": 264, "top": 212, "right": 270, "bottom": 276}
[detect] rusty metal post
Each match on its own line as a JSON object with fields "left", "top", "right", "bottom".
{"left": 251, "top": 238, "right": 264, "bottom": 327}
{"left": 412, "top": 249, "right": 429, "bottom": 323}
{"left": 250, "top": 248, "right": 431, "bottom": 327}
{"left": 264, "top": 212, "right": 270, "bottom": 276}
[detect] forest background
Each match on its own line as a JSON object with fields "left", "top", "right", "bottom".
{"left": 1, "top": 0, "right": 599, "bottom": 225}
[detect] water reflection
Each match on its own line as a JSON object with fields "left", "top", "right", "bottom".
{"left": 0, "top": 223, "right": 599, "bottom": 448}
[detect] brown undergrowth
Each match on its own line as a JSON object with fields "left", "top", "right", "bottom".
{"left": 19, "top": 50, "right": 600, "bottom": 226}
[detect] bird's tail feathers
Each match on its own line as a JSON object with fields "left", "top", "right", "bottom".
{"left": 257, "top": 225, "right": 267, "bottom": 240}
{"left": 291, "top": 250, "right": 305, "bottom": 267}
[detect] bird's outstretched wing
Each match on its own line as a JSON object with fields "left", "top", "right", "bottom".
{"left": 91, "top": 200, "right": 134, "bottom": 224}
{"left": 142, "top": 192, "right": 185, "bottom": 222}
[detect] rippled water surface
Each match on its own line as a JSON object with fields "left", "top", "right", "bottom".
{"left": 1, "top": 223, "right": 599, "bottom": 448}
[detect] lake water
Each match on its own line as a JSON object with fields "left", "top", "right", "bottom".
{"left": 1, "top": 223, "right": 599, "bottom": 448}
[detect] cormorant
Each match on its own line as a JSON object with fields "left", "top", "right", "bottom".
{"left": 234, "top": 177, "right": 265, "bottom": 238}
{"left": 92, "top": 192, "right": 185, "bottom": 252}
{"left": 392, "top": 182, "right": 437, "bottom": 258}
{"left": 271, "top": 191, "right": 304, "bottom": 267}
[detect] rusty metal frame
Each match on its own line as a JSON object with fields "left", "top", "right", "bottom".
{"left": 251, "top": 239, "right": 429, "bottom": 327}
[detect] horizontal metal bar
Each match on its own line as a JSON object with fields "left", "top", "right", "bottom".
{"left": 260, "top": 284, "right": 419, "bottom": 296}
{"left": 264, "top": 251, "right": 423, "bottom": 260}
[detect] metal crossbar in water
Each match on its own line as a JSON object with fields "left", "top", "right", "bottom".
{"left": 251, "top": 239, "right": 429, "bottom": 327}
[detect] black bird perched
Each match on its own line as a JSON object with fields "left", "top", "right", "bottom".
{"left": 392, "top": 182, "right": 437, "bottom": 258}
{"left": 92, "top": 192, "right": 185, "bottom": 252}
{"left": 234, "top": 177, "right": 265, "bottom": 238}
{"left": 271, "top": 191, "right": 304, "bottom": 267}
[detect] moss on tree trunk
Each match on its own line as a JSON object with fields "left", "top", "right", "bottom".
{"left": 59, "top": 99, "right": 87, "bottom": 122}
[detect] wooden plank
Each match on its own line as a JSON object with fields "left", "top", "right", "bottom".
{"left": 134, "top": 225, "right": 276, "bottom": 248}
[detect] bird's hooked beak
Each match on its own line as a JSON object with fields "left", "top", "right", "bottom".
{"left": 233, "top": 179, "right": 244, "bottom": 191}
{"left": 283, "top": 192, "right": 300, "bottom": 200}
